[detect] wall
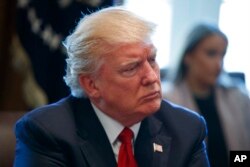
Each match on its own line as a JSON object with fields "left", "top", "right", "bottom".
{"left": 169, "top": 0, "right": 223, "bottom": 68}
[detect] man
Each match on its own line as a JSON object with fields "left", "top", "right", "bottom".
{"left": 14, "top": 6, "right": 210, "bottom": 167}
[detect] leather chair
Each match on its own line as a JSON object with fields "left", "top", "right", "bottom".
{"left": 228, "top": 72, "right": 246, "bottom": 85}
{"left": 0, "top": 111, "right": 26, "bottom": 167}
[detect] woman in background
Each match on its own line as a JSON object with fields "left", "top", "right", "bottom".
{"left": 163, "top": 23, "right": 250, "bottom": 167}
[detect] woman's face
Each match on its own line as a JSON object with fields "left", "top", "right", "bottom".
{"left": 184, "top": 34, "right": 227, "bottom": 87}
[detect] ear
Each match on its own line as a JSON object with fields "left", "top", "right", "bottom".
{"left": 78, "top": 74, "right": 100, "bottom": 98}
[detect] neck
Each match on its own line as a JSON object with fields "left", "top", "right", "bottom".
{"left": 90, "top": 99, "right": 144, "bottom": 127}
{"left": 185, "top": 77, "right": 213, "bottom": 98}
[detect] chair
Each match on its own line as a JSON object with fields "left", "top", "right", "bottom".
{"left": 228, "top": 72, "right": 246, "bottom": 85}
{"left": 0, "top": 111, "right": 26, "bottom": 167}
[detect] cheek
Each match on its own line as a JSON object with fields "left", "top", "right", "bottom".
{"left": 117, "top": 79, "right": 141, "bottom": 97}
{"left": 201, "top": 58, "right": 219, "bottom": 71}
{"left": 99, "top": 77, "right": 140, "bottom": 99}
{"left": 190, "top": 54, "right": 211, "bottom": 71}
{"left": 197, "top": 61, "right": 211, "bottom": 75}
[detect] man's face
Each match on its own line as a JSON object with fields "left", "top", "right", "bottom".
{"left": 93, "top": 42, "right": 162, "bottom": 125}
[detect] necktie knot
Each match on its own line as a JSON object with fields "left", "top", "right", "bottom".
{"left": 118, "top": 127, "right": 134, "bottom": 144}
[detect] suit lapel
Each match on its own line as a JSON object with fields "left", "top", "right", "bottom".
{"left": 69, "top": 96, "right": 172, "bottom": 167}
{"left": 135, "top": 115, "right": 172, "bottom": 167}
{"left": 70, "top": 97, "right": 117, "bottom": 167}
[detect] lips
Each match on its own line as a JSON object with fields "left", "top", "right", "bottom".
{"left": 141, "top": 91, "right": 161, "bottom": 101}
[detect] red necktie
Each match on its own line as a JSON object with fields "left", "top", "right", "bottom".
{"left": 117, "top": 127, "right": 138, "bottom": 167}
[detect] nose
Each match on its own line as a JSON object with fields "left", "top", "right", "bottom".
{"left": 141, "top": 62, "right": 159, "bottom": 85}
{"left": 215, "top": 56, "right": 224, "bottom": 71}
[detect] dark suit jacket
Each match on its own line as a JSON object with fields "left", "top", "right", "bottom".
{"left": 14, "top": 96, "right": 210, "bottom": 167}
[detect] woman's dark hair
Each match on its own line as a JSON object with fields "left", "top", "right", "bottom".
{"left": 172, "top": 23, "right": 228, "bottom": 83}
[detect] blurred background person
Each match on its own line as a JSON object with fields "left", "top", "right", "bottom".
{"left": 163, "top": 23, "right": 250, "bottom": 167}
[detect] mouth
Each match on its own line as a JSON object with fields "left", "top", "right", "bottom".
{"left": 141, "top": 91, "right": 161, "bottom": 102}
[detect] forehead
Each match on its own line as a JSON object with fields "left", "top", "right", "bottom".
{"left": 109, "top": 42, "right": 156, "bottom": 58}
{"left": 199, "top": 35, "right": 227, "bottom": 48}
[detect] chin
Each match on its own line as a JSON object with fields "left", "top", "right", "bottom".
{"left": 208, "top": 80, "right": 217, "bottom": 87}
{"left": 143, "top": 99, "right": 161, "bottom": 114}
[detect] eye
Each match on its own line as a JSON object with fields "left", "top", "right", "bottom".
{"left": 206, "top": 49, "right": 218, "bottom": 57}
{"left": 125, "top": 66, "right": 136, "bottom": 72}
{"left": 121, "top": 63, "right": 139, "bottom": 77}
{"left": 148, "top": 55, "right": 157, "bottom": 66}
{"left": 149, "top": 57, "right": 156, "bottom": 63}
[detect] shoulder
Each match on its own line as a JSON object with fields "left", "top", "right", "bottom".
{"left": 218, "top": 86, "right": 250, "bottom": 102}
{"left": 16, "top": 96, "right": 72, "bottom": 128}
{"left": 154, "top": 99, "right": 207, "bottom": 139}
{"left": 158, "top": 99, "right": 205, "bottom": 125}
{"left": 15, "top": 96, "right": 86, "bottom": 141}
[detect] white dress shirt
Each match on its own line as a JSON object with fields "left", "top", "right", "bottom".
{"left": 91, "top": 103, "right": 141, "bottom": 161}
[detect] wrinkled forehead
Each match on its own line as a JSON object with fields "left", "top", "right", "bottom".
{"left": 108, "top": 42, "right": 157, "bottom": 57}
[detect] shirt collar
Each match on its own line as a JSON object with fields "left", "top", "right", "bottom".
{"left": 91, "top": 103, "right": 141, "bottom": 144}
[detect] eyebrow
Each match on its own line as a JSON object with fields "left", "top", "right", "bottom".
{"left": 120, "top": 58, "right": 141, "bottom": 67}
{"left": 119, "top": 45, "right": 157, "bottom": 66}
